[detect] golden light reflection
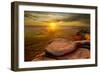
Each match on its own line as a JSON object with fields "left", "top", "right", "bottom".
{"left": 45, "top": 22, "right": 59, "bottom": 36}
{"left": 49, "top": 22, "right": 57, "bottom": 31}
{"left": 45, "top": 22, "right": 58, "bottom": 33}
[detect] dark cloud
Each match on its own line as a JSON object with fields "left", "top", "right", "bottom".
{"left": 64, "top": 14, "right": 90, "bottom": 24}
{"left": 24, "top": 11, "right": 90, "bottom": 26}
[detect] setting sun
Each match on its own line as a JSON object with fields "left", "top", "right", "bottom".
{"left": 49, "top": 22, "right": 57, "bottom": 31}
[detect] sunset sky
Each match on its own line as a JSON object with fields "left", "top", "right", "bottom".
{"left": 24, "top": 11, "right": 90, "bottom": 27}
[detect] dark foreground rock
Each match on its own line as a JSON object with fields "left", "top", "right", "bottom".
{"left": 32, "top": 38, "right": 90, "bottom": 61}
{"left": 32, "top": 48, "right": 90, "bottom": 61}
{"left": 45, "top": 48, "right": 90, "bottom": 60}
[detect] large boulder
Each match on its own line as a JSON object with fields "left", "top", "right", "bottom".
{"left": 45, "top": 38, "right": 76, "bottom": 56}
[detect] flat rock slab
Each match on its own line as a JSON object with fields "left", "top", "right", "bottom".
{"left": 32, "top": 48, "right": 90, "bottom": 61}
{"left": 48, "top": 48, "right": 90, "bottom": 60}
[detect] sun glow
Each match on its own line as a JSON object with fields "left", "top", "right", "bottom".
{"left": 49, "top": 22, "right": 57, "bottom": 31}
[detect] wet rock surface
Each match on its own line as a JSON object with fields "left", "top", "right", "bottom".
{"left": 46, "top": 48, "right": 90, "bottom": 60}
{"left": 32, "top": 38, "right": 90, "bottom": 61}
{"left": 32, "top": 48, "right": 90, "bottom": 61}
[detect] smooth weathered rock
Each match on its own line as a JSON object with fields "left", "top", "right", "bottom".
{"left": 32, "top": 52, "right": 45, "bottom": 61}
{"left": 45, "top": 38, "right": 76, "bottom": 56}
{"left": 50, "top": 48, "right": 90, "bottom": 60}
